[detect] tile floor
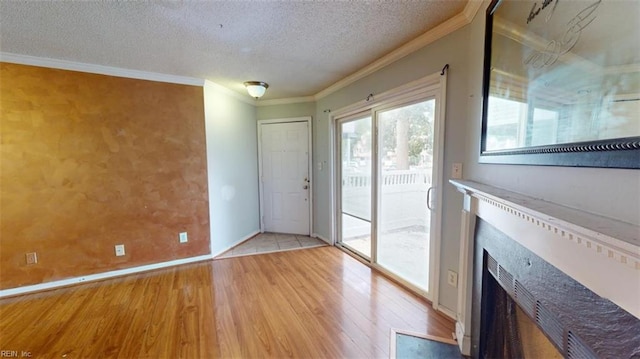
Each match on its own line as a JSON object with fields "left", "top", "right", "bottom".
{"left": 215, "top": 232, "right": 327, "bottom": 259}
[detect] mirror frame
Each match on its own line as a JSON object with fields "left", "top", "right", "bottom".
{"left": 480, "top": 0, "right": 640, "bottom": 169}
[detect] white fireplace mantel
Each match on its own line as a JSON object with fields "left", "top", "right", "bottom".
{"left": 449, "top": 180, "right": 640, "bottom": 356}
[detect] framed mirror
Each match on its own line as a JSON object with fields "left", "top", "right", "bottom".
{"left": 480, "top": 0, "right": 640, "bottom": 168}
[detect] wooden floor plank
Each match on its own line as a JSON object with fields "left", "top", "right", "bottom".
{"left": 0, "top": 246, "right": 454, "bottom": 358}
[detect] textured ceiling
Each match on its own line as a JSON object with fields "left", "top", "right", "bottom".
{"left": 0, "top": 1, "right": 468, "bottom": 100}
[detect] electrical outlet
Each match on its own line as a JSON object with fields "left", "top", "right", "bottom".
{"left": 447, "top": 270, "right": 458, "bottom": 288}
{"left": 26, "top": 252, "right": 38, "bottom": 265}
{"left": 115, "top": 244, "right": 125, "bottom": 257}
{"left": 179, "top": 232, "right": 188, "bottom": 243}
{"left": 452, "top": 163, "right": 463, "bottom": 179}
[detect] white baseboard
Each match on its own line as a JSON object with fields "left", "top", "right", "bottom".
{"left": 211, "top": 230, "right": 260, "bottom": 258}
{"left": 437, "top": 305, "right": 456, "bottom": 320}
{"left": 311, "top": 233, "right": 332, "bottom": 245}
{"left": 455, "top": 321, "right": 472, "bottom": 356}
{"left": 0, "top": 254, "right": 213, "bottom": 298}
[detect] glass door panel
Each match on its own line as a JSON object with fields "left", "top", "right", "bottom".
{"left": 339, "top": 116, "right": 372, "bottom": 259}
{"left": 376, "top": 99, "right": 435, "bottom": 291}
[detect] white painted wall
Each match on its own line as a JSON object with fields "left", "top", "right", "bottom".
{"left": 256, "top": 101, "right": 316, "bottom": 121}
{"left": 203, "top": 81, "right": 261, "bottom": 256}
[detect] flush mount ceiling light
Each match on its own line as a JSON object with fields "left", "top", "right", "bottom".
{"left": 243, "top": 81, "right": 269, "bottom": 99}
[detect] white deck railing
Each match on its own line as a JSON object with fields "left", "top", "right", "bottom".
{"left": 343, "top": 169, "right": 431, "bottom": 188}
{"left": 341, "top": 169, "right": 431, "bottom": 238}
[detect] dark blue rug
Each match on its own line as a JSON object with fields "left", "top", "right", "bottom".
{"left": 392, "top": 330, "right": 465, "bottom": 359}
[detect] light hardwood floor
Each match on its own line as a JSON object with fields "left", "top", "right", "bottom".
{"left": 0, "top": 246, "right": 454, "bottom": 358}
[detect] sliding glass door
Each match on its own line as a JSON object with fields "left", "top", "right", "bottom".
{"left": 376, "top": 99, "right": 435, "bottom": 292}
{"left": 335, "top": 84, "right": 443, "bottom": 299}
{"left": 338, "top": 115, "right": 372, "bottom": 259}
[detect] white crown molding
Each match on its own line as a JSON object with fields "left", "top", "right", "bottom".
{"left": 256, "top": 96, "right": 316, "bottom": 107}
{"left": 313, "top": 1, "right": 481, "bottom": 101}
{"left": 204, "top": 80, "right": 257, "bottom": 106}
{"left": 253, "top": 0, "right": 482, "bottom": 105}
{"left": 463, "top": 0, "right": 484, "bottom": 23}
{"left": 2, "top": 1, "right": 483, "bottom": 106}
{"left": 0, "top": 52, "right": 205, "bottom": 87}
{"left": 256, "top": 1, "right": 481, "bottom": 105}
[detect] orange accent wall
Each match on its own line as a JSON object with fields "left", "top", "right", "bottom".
{"left": 0, "top": 62, "right": 210, "bottom": 289}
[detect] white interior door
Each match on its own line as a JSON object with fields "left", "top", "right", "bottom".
{"left": 261, "top": 121, "right": 310, "bottom": 235}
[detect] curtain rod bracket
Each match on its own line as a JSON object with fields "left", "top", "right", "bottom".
{"left": 441, "top": 64, "right": 449, "bottom": 75}
{"left": 366, "top": 93, "right": 374, "bottom": 102}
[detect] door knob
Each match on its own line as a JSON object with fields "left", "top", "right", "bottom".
{"left": 303, "top": 185, "right": 309, "bottom": 189}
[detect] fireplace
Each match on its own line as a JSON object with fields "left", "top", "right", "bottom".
{"left": 473, "top": 219, "right": 638, "bottom": 358}
{"left": 449, "top": 180, "right": 640, "bottom": 358}
{"left": 481, "top": 281, "right": 561, "bottom": 358}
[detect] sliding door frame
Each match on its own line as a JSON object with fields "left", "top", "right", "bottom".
{"left": 330, "top": 71, "right": 447, "bottom": 308}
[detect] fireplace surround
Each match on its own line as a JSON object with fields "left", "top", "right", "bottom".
{"left": 450, "top": 180, "right": 640, "bottom": 358}
{"left": 474, "top": 219, "right": 639, "bottom": 358}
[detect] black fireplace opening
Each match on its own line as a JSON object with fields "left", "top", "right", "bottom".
{"left": 480, "top": 260, "right": 562, "bottom": 358}
{"left": 471, "top": 219, "right": 640, "bottom": 359}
